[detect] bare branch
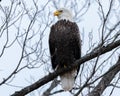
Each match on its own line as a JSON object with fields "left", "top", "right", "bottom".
{"left": 11, "top": 39, "right": 120, "bottom": 96}
{"left": 42, "top": 78, "right": 60, "bottom": 96}
{"left": 87, "top": 56, "right": 120, "bottom": 96}
{"left": 0, "top": 5, "right": 38, "bottom": 85}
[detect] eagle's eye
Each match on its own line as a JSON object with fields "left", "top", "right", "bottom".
{"left": 59, "top": 10, "right": 63, "bottom": 12}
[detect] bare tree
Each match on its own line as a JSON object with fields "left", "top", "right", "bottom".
{"left": 0, "top": 0, "right": 120, "bottom": 96}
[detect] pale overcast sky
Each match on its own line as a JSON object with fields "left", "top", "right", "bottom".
{"left": 0, "top": 0, "right": 120, "bottom": 96}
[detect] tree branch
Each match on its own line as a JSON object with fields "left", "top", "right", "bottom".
{"left": 87, "top": 56, "right": 120, "bottom": 96}
{"left": 42, "top": 78, "right": 60, "bottom": 96}
{"left": 11, "top": 39, "right": 120, "bottom": 96}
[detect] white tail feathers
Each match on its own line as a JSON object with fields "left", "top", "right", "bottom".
{"left": 60, "top": 70, "right": 77, "bottom": 91}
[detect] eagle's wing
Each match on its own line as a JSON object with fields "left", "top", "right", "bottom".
{"left": 72, "top": 23, "right": 81, "bottom": 73}
{"left": 49, "top": 25, "right": 56, "bottom": 69}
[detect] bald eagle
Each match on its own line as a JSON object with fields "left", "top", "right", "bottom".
{"left": 49, "top": 8, "right": 81, "bottom": 91}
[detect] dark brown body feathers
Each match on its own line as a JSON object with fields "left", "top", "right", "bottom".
{"left": 49, "top": 20, "right": 81, "bottom": 73}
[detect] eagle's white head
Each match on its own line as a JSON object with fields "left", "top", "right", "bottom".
{"left": 54, "top": 8, "right": 73, "bottom": 22}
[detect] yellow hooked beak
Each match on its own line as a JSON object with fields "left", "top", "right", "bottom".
{"left": 54, "top": 10, "right": 61, "bottom": 16}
